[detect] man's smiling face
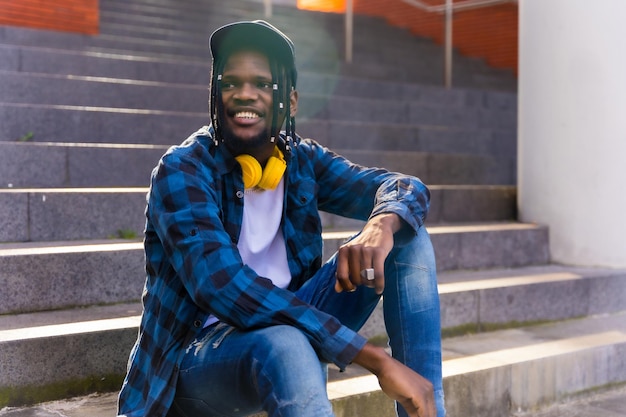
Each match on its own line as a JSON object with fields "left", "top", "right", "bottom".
{"left": 219, "top": 49, "right": 277, "bottom": 155}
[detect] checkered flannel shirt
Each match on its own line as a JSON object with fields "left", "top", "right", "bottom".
{"left": 117, "top": 125, "right": 430, "bottom": 417}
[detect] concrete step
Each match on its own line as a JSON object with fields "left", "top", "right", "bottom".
{"left": 335, "top": 147, "right": 516, "bottom": 185}
{"left": 0, "top": 222, "right": 548, "bottom": 315}
{"left": 95, "top": 4, "right": 445, "bottom": 67}
{"left": 360, "top": 264, "right": 626, "bottom": 341}
{"left": 0, "top": 71, "right": 517, "bottom": 130}
{"left": 0, "top": 101, "right": 516, "bottom": 158}
{"left": 94, "top": 14, "right": 446, "bottom": 66}
{"left": 3, "top": 384, "right": 626, "bottom": 417}
{"left": 0, "top": 45, "right": 516, "bottom": 110}
{"left": 0, "top": 139, "right": 515, "bottom": 187}
{"left": 0, "top": 0, "right": 517, "bottom": 90}
{"left": 96, "top": 13, "right": 437, "bottom": 56}
{"left": 0, "top": 24, "right": 452, "bottom": 83}
{"left": 0, "top": 302, "right": 142, "bottom": 407}
{"left": 0, "top": 185, "right": 516, "bottom": 243}
{"left": 440, "top": 311, "right": 626, "bottom": 416}
{"left": 328, "top": 312, "right": 626, "bottom": 416}
{"left": 0, "top": 43, "right": 212, "bottom": 85}
{"left": 0, "top": 102, "right": 205, "bottom": 145}
{"left": 95, "top": 0, "right": 511, "bottom": 84}
{"left": 1, "top": 268, "right": 624, "bottom": 412}
{"left": 0, "top": 142, "right": 167, "bottom": 189}
{"left": 284, "top": 119, "right": 516, "bottom": 158}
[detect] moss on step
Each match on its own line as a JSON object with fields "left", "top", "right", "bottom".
{"left": 441, "top": 316, "right": 586, "bottom": 339}
{"left": 0, "top": 373, "right": 124, "bottom": 408}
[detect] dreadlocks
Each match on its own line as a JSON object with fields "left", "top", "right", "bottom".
{"left": 209, "top": 47, "right": 297, "bottom": 153}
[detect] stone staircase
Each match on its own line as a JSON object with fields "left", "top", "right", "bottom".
{"left": 1, "top": 0, "right": 625, "bottom": 415}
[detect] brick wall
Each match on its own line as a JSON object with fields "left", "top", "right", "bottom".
{"left": 0, "top": 0, "right": 99, "bottom": 34}
{"left": 353, "top": 0, "right": 518, "bottom": 75}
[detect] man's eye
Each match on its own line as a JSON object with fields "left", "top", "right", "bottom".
{"left": 258, "top": 82, "right": 273, "bottom": 89}
{"left": 222, "top": 82, "right": 236, "bottom": 89}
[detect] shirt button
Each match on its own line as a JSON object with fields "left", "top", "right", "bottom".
{"left": 193, "top": 320, "right": 202, "bottom": 328}
{"left": 236, "top": 190, "right": 244, "bottom": 198}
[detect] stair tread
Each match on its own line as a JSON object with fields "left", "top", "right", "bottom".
{"left": 0, "top": 239, "right": 143, "bottom": 255}
{"left": 0, "top": 42, "right": 517, "bottom": 101}
{"left": 441, "top": 311, "right": 626, "bottom": 372}
{"left": 437, "top": 263, "right": 626, "bottom": 286}
{"left": 4, "top": 262, "right": 620, "bottom": 336}
{"left": 0, "top": 222, "right": 540, "bottom": 259}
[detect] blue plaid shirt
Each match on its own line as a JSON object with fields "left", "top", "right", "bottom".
{"left": 117, "top": 125, "right": 430, "bottom": 417}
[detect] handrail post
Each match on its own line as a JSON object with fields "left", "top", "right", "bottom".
{"left": 264, "top": 0, "right": 272, "bottom": 18}
{"left": 444, "top": 0, "right": 453, "bottom": 88}
{"left": 345, "top": 0, "right": 353, "bottom": 63}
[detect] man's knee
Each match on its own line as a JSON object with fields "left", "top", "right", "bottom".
{"left": 388, "top": 226, "right": 436, "bottom": 271}
{"left": 251, "top": 326, "right": 322, "bottom": 373}
{"left": 250, "top": 326, "right": 331, "bottom": 416}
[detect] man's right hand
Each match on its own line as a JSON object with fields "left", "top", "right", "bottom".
{"left": 352, "top": 343, "right": 436, "bottom": 417}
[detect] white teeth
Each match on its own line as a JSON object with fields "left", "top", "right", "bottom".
{"left": 235, "top": 111, "right": 259, "bottom": 119}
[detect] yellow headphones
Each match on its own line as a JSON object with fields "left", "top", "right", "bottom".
{"left": 235, "top": 146, "right": 286, "bottom": 190}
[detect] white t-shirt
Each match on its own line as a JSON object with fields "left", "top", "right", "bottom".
{"left": 204, "top": 179, "right": 290, "bottom": 327}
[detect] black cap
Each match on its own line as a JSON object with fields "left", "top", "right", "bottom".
{"left": 209, "top": 20, "right": 297, "bottom": 86}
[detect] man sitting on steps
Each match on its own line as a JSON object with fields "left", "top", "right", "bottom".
{"left": 117, "top": 19, "right": 445, "bottom": 417}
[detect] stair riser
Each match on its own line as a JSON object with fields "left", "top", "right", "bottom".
{"left": 0, "top": 103, "right": 206, "bottom": 145}
{"left": 0, "top": 143, "right": 167, "bottom": 189}
{"left": 335, "top": 149, "right": 516, "bottom": 185}
{"left": 0, "top": 27, "right": 443, "bottom": 77}
{"left": 301, "top": 97, "right": 517, "bottom": 129}
{"left": 3, "top": 324, "right": 624, "bottom": 414}
{"left": 0, "top": 192, "right": 148, "bottom": 242}
{"left": 0, "top": 34, "right": 514, "bottom": 90}
{"left": 359, "top": 273, "right": 626, "bottom": 340}
{"left": 0, "top": 73, "right": 517, "bottom": 130}
{"left": 0, "top": 111, "right": 516, "bottom": 187}
{"left": 0, "top": 327, "right": 136, "bottom": 405}
{"left": 96, "top": 23, "right": 445, "bottom": 66}
{"left": 432, "top": 227, "right": 549, "bottom": 272}
{"left": 0, "top": 134, "right": 516, "bottom": 188}
{"left": 444, "top": 343, "right": 626, "bottom": 416}
{"left": 312, "top": 123, "right": 516, "bottom": 158}
{"left": 0, "top": 44, "right": 212, "bottom": 85}
{"left": 0, "top": 187, "right": 517, "bottom": 242}
{"left": 0, "top": 45, "right": 516, "bottom": 111}
{"left": 95, "top": 16, "right": 447, "bottom": 60}
{"left": 454, "top": 277, "right": 615, "bottom": 327}
{"left": 0, "top": 227, "right": 549, "bottom": 315}
{"left": 0, "top": 249, "right": 145, "bottom": 315}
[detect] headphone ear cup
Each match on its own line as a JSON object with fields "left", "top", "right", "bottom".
{"left": 257, "top": 153, "right": 287, "bottom": 190}
{"left": 235, "top": 154, "right": 263, "bottom": 189}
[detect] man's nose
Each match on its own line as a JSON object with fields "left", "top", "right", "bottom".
{"left": 233, "top": 82, "right": 257, "bottom": 101}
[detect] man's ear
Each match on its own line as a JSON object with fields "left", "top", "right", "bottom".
{"left": 289, "top": 89, "right": 298, "bottom": 117}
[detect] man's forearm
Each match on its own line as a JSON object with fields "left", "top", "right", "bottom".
{"left": 352, "top": 342, "right": 436, "bottom": 417}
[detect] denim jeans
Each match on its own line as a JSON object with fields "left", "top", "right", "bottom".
{"left": 169, "top": 226, "right": 445, "bottom": 417}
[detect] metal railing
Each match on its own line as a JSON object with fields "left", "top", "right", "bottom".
{"left": 261, "top": 0, "right": 516, "bottom": 88}
{"left": 402, "top": 0, "right": 517, "bottom": 88}
{"left": 264, "top": 0, "right": 272, "bottom": 18}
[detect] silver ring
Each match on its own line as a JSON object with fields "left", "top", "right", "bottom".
{"left": 360, "top": 268, "right": 375, "bottom": 281}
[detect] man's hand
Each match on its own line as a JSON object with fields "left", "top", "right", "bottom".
{"left": 335, "top": 213, "right": 402, "bottom": 294}
{"left": 353, "top": 344, "right": 436, "bottom": 417}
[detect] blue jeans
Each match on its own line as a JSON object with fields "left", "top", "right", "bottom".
{"left": 169, "top": 226, "right": 445, "bottom": 417}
